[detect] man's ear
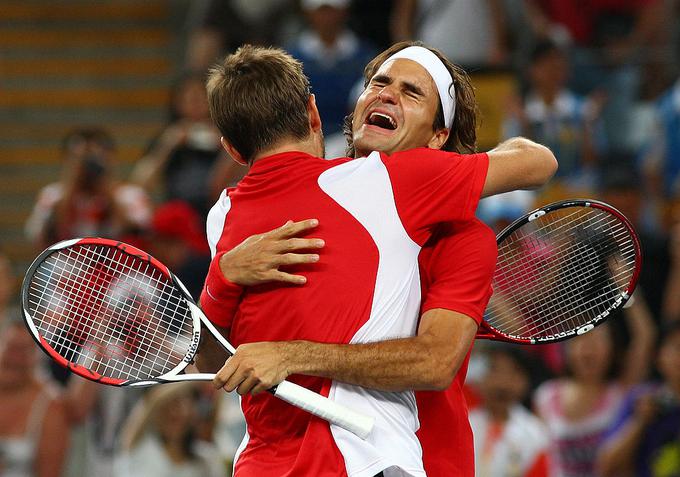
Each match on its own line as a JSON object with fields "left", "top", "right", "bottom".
{"left": 307, "top": 94, "right": 323, "bottom": 133}
{"left": 221, "top": 137, "right": 247, "bottom": 166}
{"left": 427, "top": 128, "right": 450, "bottom": 150}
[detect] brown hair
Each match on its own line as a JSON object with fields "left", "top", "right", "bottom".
{"left": 343, "top": 41, "right": 479, "bottom": 157}
{"left": 206, "top": 45, "right": 312, "bottom": 164}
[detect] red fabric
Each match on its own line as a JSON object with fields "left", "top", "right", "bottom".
{"left": 152, "top": 200, "right": 210, "bottom": 254}
{"left": 205, "top": 150, "right": 488, "bottom": 476}
{"left": 416, "top": 219, "right": 497, "bottom": 477}
{"left": 536, "top": 0, "right": 658, "bottom": 45}
{"left": 525, "top": 452, "right": 551, "bottom": 477}
{"left": 381, "top": 148, "right": 489, "bottom": 245}
{"left": 199, "top": 251, "right": 243, "bottom": 327}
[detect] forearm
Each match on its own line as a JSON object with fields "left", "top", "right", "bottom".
{"left": 484, "top": 137, "right": 558, "bottom": 196}
{"left": 620, "top": 296, "right": 656, "bottom": 386}
{"left": 598, "top": 419, "right": 646, "bottom": 476}
{"left": 285, "top": 309, "right": 477, "bottom": 392}
{"left": 285, "top": 338, "right": 455, "bottom": 391}
{"left": 195, "top": 329, "right": 231, "bottom": 373}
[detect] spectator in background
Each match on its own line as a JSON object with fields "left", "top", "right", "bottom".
{"left": 131, "top": 73, "right": 227, "bottom": 218}
{"left": 184, "top": 0, "right": 299, "bottom": 72}
{"left": 503, "top": 40, "right": 605, "bottom": 197}
{"left": 598, "top": 321, "right": 680, "bottom": 477}
{"left": 524, "top": 0, "right": 667, "bottom": 153}
{"left": 534, "top": 295, "right": 656, "bottom": 477}
{"left": 469, "top": 345, "right": 550, "bottom": 477}
{"left": 116, "top": 383, "right": 224, "bottom": 477}
{"left": 0, "top": 252, "right": 14, "bottom": 326}
{"left": 287, "top": 0, "right": 376, "bottom": 139}
{"left": 146, "top": 200, "right": 211, "bottom": 299}
{"left": 0, "top": 318, "right": 70, "bottom": 477}
{"left": 391, "top": 0, "right": 511, "bottom": 69}
{"left": 642, "top": 77, "right": 680, "bottom": 205}
{"left": 25, "top": 127, "right": 151, "bottom": 249}
{"left": 600, "top": 166, "right": 670, "bottom": 321}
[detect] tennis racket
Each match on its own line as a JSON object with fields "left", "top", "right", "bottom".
{"left": 478, "top": 199, "right": 642, "bottom": 344}
{"left": 21, "top": 237, "right": 374, "bottom": 439}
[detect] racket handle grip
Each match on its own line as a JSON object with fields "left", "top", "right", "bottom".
{"left": 273, "top": 380, "right": 374, "bottom": 440}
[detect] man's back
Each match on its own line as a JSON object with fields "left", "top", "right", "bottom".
{"left": 206, "top": 148, "right": 488, "bottom": 476}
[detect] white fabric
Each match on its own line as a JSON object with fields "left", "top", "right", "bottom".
{"left": 114, "top": 435, "right": 224, "bottom": 477}
{"left": 386, "top": 46, "right": 455, "bottom": 128}
{"left": 318, "top": 151, "right": 425, "bottom": 477}
{"left": 470, "top": 405, "right": 549, "bottom": 477}
{"left": 206, "top": 189, "right": 231, "bottom": 258}
{"left": 417, "top": 0, "right": 496, "bottom": 66}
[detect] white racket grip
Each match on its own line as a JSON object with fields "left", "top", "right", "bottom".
{"left": 274, "top": 380, "right": 374, "bottom": 440}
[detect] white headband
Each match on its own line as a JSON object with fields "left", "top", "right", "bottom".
{"left": 384, "top": 46, "right": 455, "bottom": 129}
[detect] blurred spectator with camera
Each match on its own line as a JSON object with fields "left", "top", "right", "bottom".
{"left": 469, "top": 345, "right": 550, "bottom": 477}
{"left": 25, "top": 127, "right": 152, "bottom": 249}
{"left": 131, "top": 72, "right": 230, "bottom": 218}
{"left": 504, "top": 40, "right": 605, "bottom": 197}
{"left": 0, "top": 318, "right": 70, "bottom": 477}
{"left": 116, "top": 382, "right": 224, "bottom": 477}
{"left": 598, "top": 320, "right": 680, "bottom": 477}
{"left": 286, "top": 0, "right": 376, "bottom": 140}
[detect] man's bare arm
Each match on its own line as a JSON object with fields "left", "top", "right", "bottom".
{"left": 213, "top": 308, "right": 479, "bottom": 395}
{"left": 483, "top": 136, "right": 557, "bottom": 198}
{"left": 195, "top": 323, "right": 231, "bottom": 373}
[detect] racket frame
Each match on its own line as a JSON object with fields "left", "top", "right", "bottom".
{"left": 21, "top": 237, "right": 375, "bottom": 439}
{"left": 477, "top": 199, "right": 642, "bottom": 344}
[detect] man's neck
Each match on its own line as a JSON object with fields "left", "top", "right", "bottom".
{"left": 251, "top": 137, "right": 321, "bottom": 164}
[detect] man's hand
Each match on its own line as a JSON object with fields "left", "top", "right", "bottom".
{"left": 213, "top": 342, "right": 295, "bottom": 396}
{"left": 219, "top": 219, "right": 325, "bottom": 286}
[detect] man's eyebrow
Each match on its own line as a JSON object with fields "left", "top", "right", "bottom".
{"left": 370, "top": 74, "right": 392, "bottom": 84}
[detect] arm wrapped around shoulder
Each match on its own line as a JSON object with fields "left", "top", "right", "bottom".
{"left": 483, "top": 137, "right": 558, "bottom": 197}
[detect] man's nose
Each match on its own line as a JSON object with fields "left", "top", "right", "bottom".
{"left": 377, "top": 85, "right": 398, "bottom": 104}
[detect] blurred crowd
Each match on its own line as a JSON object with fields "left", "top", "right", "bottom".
{"left": 1, "top": 0, "right": 680, "bottom": 476}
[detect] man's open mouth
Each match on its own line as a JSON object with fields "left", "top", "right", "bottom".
{"left": 366, "top": 111, "right": 397, "bottom": 131}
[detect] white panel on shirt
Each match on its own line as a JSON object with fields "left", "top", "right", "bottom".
{"left": 318, "top": 151, "right": 425, "bottom": 477}
{"left": 206, "top": 189, "right": 232, "bottom": 258}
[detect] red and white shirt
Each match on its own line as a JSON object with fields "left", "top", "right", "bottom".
{"left": 201, "top": 148, "right": 488, "bottom": 477}
{"left": 416, "top": 219, "right": 497, "bottom": 476}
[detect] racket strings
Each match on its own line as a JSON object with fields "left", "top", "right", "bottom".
{"left": 26, "top": 244, "right": 195, "bottom": 381}
{"left": 488, "top": 206, "right": 637, "bottom": 340}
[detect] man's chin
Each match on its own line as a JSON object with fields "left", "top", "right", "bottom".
{"left": 353, "top": 134, "right": 397, "bottom": 157}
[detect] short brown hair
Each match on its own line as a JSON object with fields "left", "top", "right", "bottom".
{"left": 207, "top": 45, "right": 312, "bottom": 164}
{"left": 344, "top": 41, "right": 479, "bottom": 156}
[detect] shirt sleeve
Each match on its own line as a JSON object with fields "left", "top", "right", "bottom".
{"left": 420, "top": 220, "right": 497, "bottom": 324}
{"left": 199, "top": 251, "right": 243, "bottom": 328}
{"left": 381, "top": 148, "right": 489, "bottom": 245}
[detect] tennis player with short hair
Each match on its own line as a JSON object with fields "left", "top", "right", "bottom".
{"left": 198, "top": 43, "right": 556, "bottom": 476}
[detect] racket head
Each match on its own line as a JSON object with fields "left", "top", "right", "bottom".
{"left": 21, "top": 238, "right": 202, "bottom": 386}
{"left": 481, "top": 199, "right": 642, "bottom": 344}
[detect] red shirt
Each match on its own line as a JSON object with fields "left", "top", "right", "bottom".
{"left": 201, "top": 149, "right": 488, "bottom": 477}
{"left": 416, "top": 219, "right": 497, "bottom": 477}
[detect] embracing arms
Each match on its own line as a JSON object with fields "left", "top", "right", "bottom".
{"left": 483, "top": 137, "right": 557, "bottom": 198}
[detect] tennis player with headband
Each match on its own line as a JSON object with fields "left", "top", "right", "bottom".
{"left": 199, "top": 42, "right": 557, "bottom": 476}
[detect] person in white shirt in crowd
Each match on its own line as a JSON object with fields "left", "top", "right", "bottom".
{"left": 469, "top": 344, "right": 550, "bottom": 477}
